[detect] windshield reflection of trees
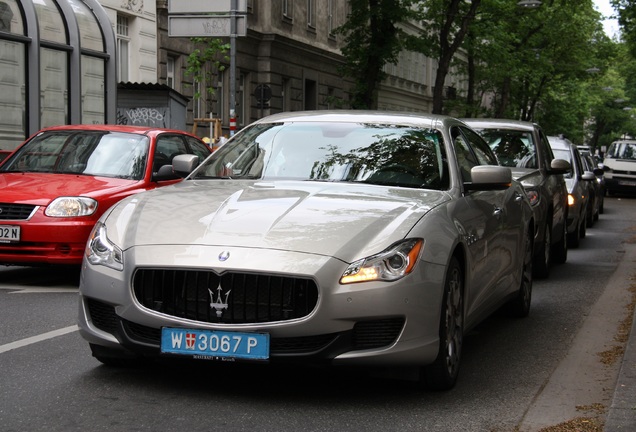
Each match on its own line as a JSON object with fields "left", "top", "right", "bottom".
{"left": 203, "top": 123, "right": 448, "bottom": 190}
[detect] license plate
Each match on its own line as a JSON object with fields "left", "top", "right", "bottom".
{"left": 160, "top": 327, "right": 269, "bottom": 361}
{"left": 0, "top": 225, "right": 20, "bottom": 242}
{"left": 618, "top": 180, "right": 636, "bottom": 187}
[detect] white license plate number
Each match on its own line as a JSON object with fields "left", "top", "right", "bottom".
{"left": 160, "top": 327, "right": 269, "bottom": 361}
{"left": 0, "top": 225, "right": 20, "bottom": 242}
{"left": 618, "top": 180, "right": 636, "bottom": 187}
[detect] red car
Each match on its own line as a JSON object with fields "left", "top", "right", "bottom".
{"left": 0, "top": 124, "right": 211, "bottom": 266}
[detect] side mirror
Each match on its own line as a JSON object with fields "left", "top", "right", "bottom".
{"left": 152, "top": 164, "right": 179, "bottom": 181}
{"left": 581, "top": 171, "right": 596, "bottom": 181}
{"left": 172, "top": 154, "right": 199, "bottom": 177}
{"left": 465, "top": 165, "right": 512, "bottom": 191}
{"left": 549, "top": 158, "right": 571, "bottom": 174}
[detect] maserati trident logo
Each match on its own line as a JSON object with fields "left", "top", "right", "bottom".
{"left": 208, "top": 284, "right": 231, "bottom": 318}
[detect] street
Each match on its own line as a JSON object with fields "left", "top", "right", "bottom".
{"left": 1, "top": 196, "right": 635, "bottom": 432}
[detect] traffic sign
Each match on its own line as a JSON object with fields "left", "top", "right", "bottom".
{"left": 168, "top": 0, "right": 247, "bottom": 14}
{"left": 168, "top": 15, "right": 247, "bottom": 37}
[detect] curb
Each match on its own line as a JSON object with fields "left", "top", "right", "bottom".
{"left": 604, "top": 242, "right": 636, "bottom": 431}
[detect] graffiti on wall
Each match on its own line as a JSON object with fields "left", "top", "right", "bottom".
{"left": 117, "top": 107, "right": 167, "bottom": 128}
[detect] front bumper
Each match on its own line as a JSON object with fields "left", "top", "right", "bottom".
{"left": 78, "top": 244, "right": 447, "bottom": 367}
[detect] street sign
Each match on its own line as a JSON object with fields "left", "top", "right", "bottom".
{"left": 168, "top": 16, "right": 247, "bottom": 37}
{"left": 168, "top": 0, "right": 247, "bottom": 14}
{"left": 254, "top": 84, "right": 272, "bottom": 103}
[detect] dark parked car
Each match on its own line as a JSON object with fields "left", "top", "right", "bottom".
{"left": 547, "top": 136, "right": 596, "bottom": 248}
{"left": 463, "top": 118, "right": 570, "bottom": 278}
{"left": 579, "top": 149, "right": 604, "bottom": 221}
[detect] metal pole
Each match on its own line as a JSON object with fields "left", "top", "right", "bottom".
{"left": 229, "top": 0, "right": 237, "bottom": 136}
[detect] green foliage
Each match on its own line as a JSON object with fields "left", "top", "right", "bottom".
{"left": 185, "top": 38, "right": 230, "bottom": 100}
{"left": 335, "top": 0, "right": 417, "bottom": 109}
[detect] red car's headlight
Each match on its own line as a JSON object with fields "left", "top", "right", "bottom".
{"left": 45, "top": 197, "right": 98, "bottom": 217}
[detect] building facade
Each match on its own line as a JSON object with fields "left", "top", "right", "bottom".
{"left": 0, "top": 0, "right": 464, "bottom": 150}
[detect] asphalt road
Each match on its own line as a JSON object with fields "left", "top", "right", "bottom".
{"left": 1, "top": 196, "right": 635, "bottom": 432}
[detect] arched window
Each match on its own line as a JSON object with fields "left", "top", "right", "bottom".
{"left": 0, "top": 0, "right": 27, "bottom": 150}
{"left": 0, "top": 0, "right": 115, "bottom": 150}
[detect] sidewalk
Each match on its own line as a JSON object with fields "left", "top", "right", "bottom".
{"left": 604, "top": 242, "right": 636, "bottom": 431}
{"left": 518, "top": 243, "right": 636, "bottom": 432}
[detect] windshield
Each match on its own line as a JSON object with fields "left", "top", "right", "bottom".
{"left": 474, "top": 129, "right": 536, "bottom": 168}
{"left": 191, "top": 121, "right": 450, "bottom": 190}
{"left": 606, "top": 142, "right": 636, "bottom": 160}
{"left": 1, "top": 131, "right": 149, "bottom": 180}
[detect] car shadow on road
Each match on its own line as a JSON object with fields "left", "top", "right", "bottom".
{"left": 0, "top": 265, "right": 81, "bottom": 287}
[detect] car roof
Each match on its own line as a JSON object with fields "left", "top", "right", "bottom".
{"left": 460, "top": 118, "right": 538, "bottom": 132}
{"left": 34, "top": 124, "right": 199, "bottom": 138}
{"left": 250, "top": 110, "right": 462, "bottom": 128}
{"left": 547, "top": 135, "right": 574, "bottom": 150}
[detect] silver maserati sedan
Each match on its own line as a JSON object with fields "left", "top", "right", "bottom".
{"left": 78, "top": 111, "right": 535, "bottom": 391}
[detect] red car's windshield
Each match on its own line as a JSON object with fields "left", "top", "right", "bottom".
{"left": 1, "top": 131, "right": 150, "bottom": 180}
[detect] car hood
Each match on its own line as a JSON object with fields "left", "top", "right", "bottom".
{"left": 604, "top": 158, "right": 636, "bottom": 171}
{"left": 105, "top": 180, "right": 449, "bottom": 262}
{"left": 510, "top": 168, "right": 542, "bottom": 188}
{"left": 0, "top": 172, "right": 141, "bottom": 205}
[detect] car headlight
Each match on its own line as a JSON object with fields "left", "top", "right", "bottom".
{"left": 526, "top": 190, "right": 539, "bottom": 206}
{"left": 85, "top": 222, "right": 123, "bottom": 271}
{"left": 340, "top": 239, "right": 423, "bottom": 284}
{"left": 45, "top": 197, "right": 98, "bottom": 217}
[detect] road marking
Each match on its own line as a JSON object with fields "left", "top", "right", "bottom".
{"left": 10, "top": 288, "right": 78, "bottom": 294}
{"left": 0, "top": 325, "right": 79, "bottom": 354}
{"left": 0, "top": 287, "right": 78, "bottom": 293}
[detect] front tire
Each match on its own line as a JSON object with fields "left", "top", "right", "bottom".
{"left": 422, "top": 257, "right": 464, "bottom": 391}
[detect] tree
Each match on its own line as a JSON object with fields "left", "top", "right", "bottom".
{"left": 335, "top": 0, "right": 416, "bottom": 109}
{"left": 185, "top": 38, "right": 230, "bottom": 102}
{"left": 612, "top": 0, "right": 636, "bottom": 54}
{"left": 406, "top": 0, "right": 481, "bottom": 114}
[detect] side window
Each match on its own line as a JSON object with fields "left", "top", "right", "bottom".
{"left": 186, "top": 137, "right": 212, "bottom": 163}
{"left": 451, "top": 127, "right": 478, "bottom": 182}
{"left": 154, "top": 135, "right": 187, "bottom": 172}
{"left": 461, "top": 126, "right": 498, "bottom": 165}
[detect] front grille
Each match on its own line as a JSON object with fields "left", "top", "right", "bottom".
{"left": 0, "top": 203, "right": 37, "bottom": 220}
{"left": 352, "top": 318, "right": 405, "bottom": 350}
{"left": 133, "top": 268, "right": 319, "bottom": 324}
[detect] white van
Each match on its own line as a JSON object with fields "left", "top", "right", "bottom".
{"left": 603, "top": 140, "right": 636, "bottom": 195}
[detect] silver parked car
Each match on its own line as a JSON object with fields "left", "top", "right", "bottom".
{"left": 462, "top": 118, "right": 570, "bottom": 278}
{"left": 547, "top": 136, "right": 596, "bottom": 248}
{"left": 78, "top": 111, "right": 535, "bottom": 391}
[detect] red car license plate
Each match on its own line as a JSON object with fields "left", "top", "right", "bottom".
{"left": 0, "top": 225, "right": 20, "bottom": 242}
